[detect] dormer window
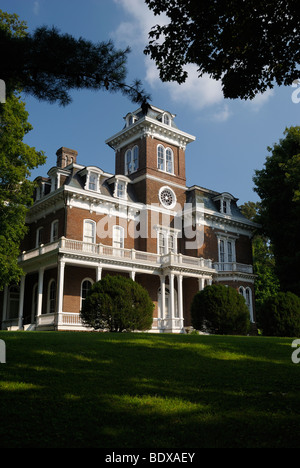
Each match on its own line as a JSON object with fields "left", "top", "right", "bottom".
{"left": 88, "top": 172, "right": 98, "bottom": 191}
{"left": 108, "top": 175, "right": 130, "bottom": 200}
{"left": 126, "top": 113, "right": 137, "bottom": 127}
{"left": 125, "top": 145, "right": 139, "bottom": 175}
{"left": 163, "top": 112, "right": 171, "bottom": 126}
{"left": 116, "top": 181, "right": 126, "bottom": 199}
{"left": 213, "top": 192, "right": 234, "bottom": 215}
{"left": 82, "top": 167, "right": 102, "bottom": 193}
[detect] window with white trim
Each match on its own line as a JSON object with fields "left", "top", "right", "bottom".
{"left": 88, "top": 172, "right": 98, "bottom": 191}
{"left": 239, "top": 286, "right": 254, "bottom": 322}
{"left": 157, "top": 145, "right": 174, "bottom": 174}
{"left": 157, "top": 229, "right": 177, "bottom": 255}
{"left": 81, "top": 279, "right": 93, "bottom": 309}
{"left": 83, "top": 220, "right": 96, "bottom": 248}
{"left": 125, "top": 146, "right": 139, "bottom": 175}
{"left": 113, "top": 225, "right": 124, "bottom": 256}
{"left": 218, "top": 237, "right": 236, "bottom": 266}
{"left": 36, "top": 227, "right": 44, "bottom": 247}
{"left": 117, "top": 181, "right": 125, "bottom": 199}
{"left": 8, "top": 285, "right": 19, "bottom": 319}
{"left": 47, "top": 280, "right": 56, "bottom": 314}
{"left": 51, "top": 220, "right": 59, "bottom": 242}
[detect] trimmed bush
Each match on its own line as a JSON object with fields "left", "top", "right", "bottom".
{"left": 191, "top": 284, "right": 250, "bottom": 335}
{"left": 258, "top": 291, "right": 300, "bottom": 337}
{"left": 80, "top": 275, "right": 154, "bottom": 332}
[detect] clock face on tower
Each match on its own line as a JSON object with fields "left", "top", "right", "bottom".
{"left": 159, "top": 186, "right": 177, "bottom": 209}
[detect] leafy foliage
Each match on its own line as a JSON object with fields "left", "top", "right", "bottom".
{"left": 80, "top": 275, "right": 154, "bottom": 332}
{"left": 258, "top": 291, "right": 300, "bottom": 336}
{"left": 0, "top": 9, "right": 150, "bottom": 106}
{"left": 190, "top": 284, "right": 250, "bottom": 335}
{"left": 253, "top": 126, "right": 300, "bottom": 296}
{"left": 144, "top": 0, "right": 300, "bottom": 99}
{"left": 240, "top": 201, "right": 280, "bottom": 312}
{"left": 0, "top": 9, "right": 46, "bottom": 289}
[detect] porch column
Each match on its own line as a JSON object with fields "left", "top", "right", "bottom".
{"left": 169, "top": 273, "right": 175, "bottom": 327}
{"left": 198, "top": 277, "right": 205, "bottom": 290}
{"left": 96, "top": 265, "right": 102, "bottom": 282}
{"left": 18, "top": 275, "right": 26, "bottom": 329}
{"left": 57, "top": 259, "right": 65, "bottom": 317}
{"left": 177, "top": 273, "right": 184, "bottom": 329}
{"left": 37, "top": 267, "right": 44, "bottom": 318}
{"left": 160, "top": 275, "right": 166, "bottom": 323}
{"left": 130, "top": 270, "right": 135, "bottom": 281}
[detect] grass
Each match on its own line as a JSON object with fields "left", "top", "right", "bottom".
{"left": 0, "top": 331, "right": 300, "bottom": 448}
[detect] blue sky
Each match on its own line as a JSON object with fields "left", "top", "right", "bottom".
{"left": 1, "top": 0, "right": 300, "bottom": 206}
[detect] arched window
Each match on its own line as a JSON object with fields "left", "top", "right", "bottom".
{"left": 81, "top": 279, "right": 93, "bottom": 309}
{"left": 47, "top": 280, "right": 56, "bottom": 314}
{"left": 157, "top": 145, "right": 174, "bottom": 174}
{"left": 239, "top": 286, "right": 254, "bottom": 322}
{"left": 125, "top": 146, "right": 139, "bottom": 174}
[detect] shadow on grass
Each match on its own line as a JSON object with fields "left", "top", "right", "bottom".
{"left": 0, "top": 332, "right": 299, "bottom": 448}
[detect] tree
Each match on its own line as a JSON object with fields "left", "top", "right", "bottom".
{"left": 253, "top": 126, "right": 300, "bottom": 296}
{"left": 0, "top": 9, "right": 150, "bottom": 106}
{"left": 0, "top": 12, "right": 46, "bottom": 290}
{"left": 190, "top": 284, "right": 250, "bottom": 335}
{"left": 144, "top": 0, "right": 300, "bottom": 100}
{"left": 80, "top": 275, "right": 154, "bottom": 332}
{"left": 0, "top": 93, "right": 46, "bottom": 289}
{"left": 240, "top": 201, "right": 280, "bottom": 313}
{"left": 258, "top": 291, "right": 300, "bottom": 336}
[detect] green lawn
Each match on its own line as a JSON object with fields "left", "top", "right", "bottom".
{"left": 0, "top": 331, "right": 299, "bottom": 448}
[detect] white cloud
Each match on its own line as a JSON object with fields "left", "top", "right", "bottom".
{"left": 245, "top": 88, "right": 275, "bottom": 111}
{"left": 112, "top": 0, "right": 272, "bottom": 119}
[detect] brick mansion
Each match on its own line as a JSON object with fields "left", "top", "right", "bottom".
{"left": 0, "top": 104, "right": 257, "bottom": 333}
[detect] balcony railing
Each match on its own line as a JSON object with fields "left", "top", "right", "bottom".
{"left": 19, "top": 237, "right": 214, "bottom": 272}
{"left": 213, "top": 262, "right": 253, "bottom": 274}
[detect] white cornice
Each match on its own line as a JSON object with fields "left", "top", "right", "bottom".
{"left": 105, "top": 116, "right": 195, "bottom": 151}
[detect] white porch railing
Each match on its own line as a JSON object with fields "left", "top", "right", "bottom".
{"left": 20, "top": 238, "right": 214, "bottom": 272}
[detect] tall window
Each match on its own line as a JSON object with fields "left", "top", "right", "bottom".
{"left": 48, "top": 280, "right": 56, "bottom": 314}
{"left": 239, "top": 286, "right": 254, "bottom": 322}
{"left": 36, "top": 227, "right": 44, "bottom": 247}
{"left": 83, "top": 220, "right": 96, "bottom": 244}
{"left": 81, "top": 279, "right": 93, "bottom": 308}
{"left": 113, "top": 225, "right": 124, "bottom": 256}
{"left": 8, "top": 285, "right": 19, "bottom": 319}
{"left": 157, "top": 230, "right": 177, "bottom": 255}
{"left": 125, "top": 146, "right": 139, "bottom": 174}
{"left": 218, "top": 237, "right": 236, "bottom": 267}
{"left": 51, "top": 220, "right": 59, "bottom": 242}
{"left": 83, "top": 220, "right": 96, "bottom": 252}
{"left": 157, "top": 145, "right": 174, "bottom": 174}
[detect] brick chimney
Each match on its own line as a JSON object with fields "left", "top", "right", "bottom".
{"left": 56, "top": 147, "right": 78, "bottom": 168}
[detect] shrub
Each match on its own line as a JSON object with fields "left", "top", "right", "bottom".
{"left": 191, "top": 284, "right": 250, "bottom": 335}
{"left": 80, "top": 274, "right": 154, "bottom": 332}
{"left": 258, "top": 291, "right": 300, "bottom": 337}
